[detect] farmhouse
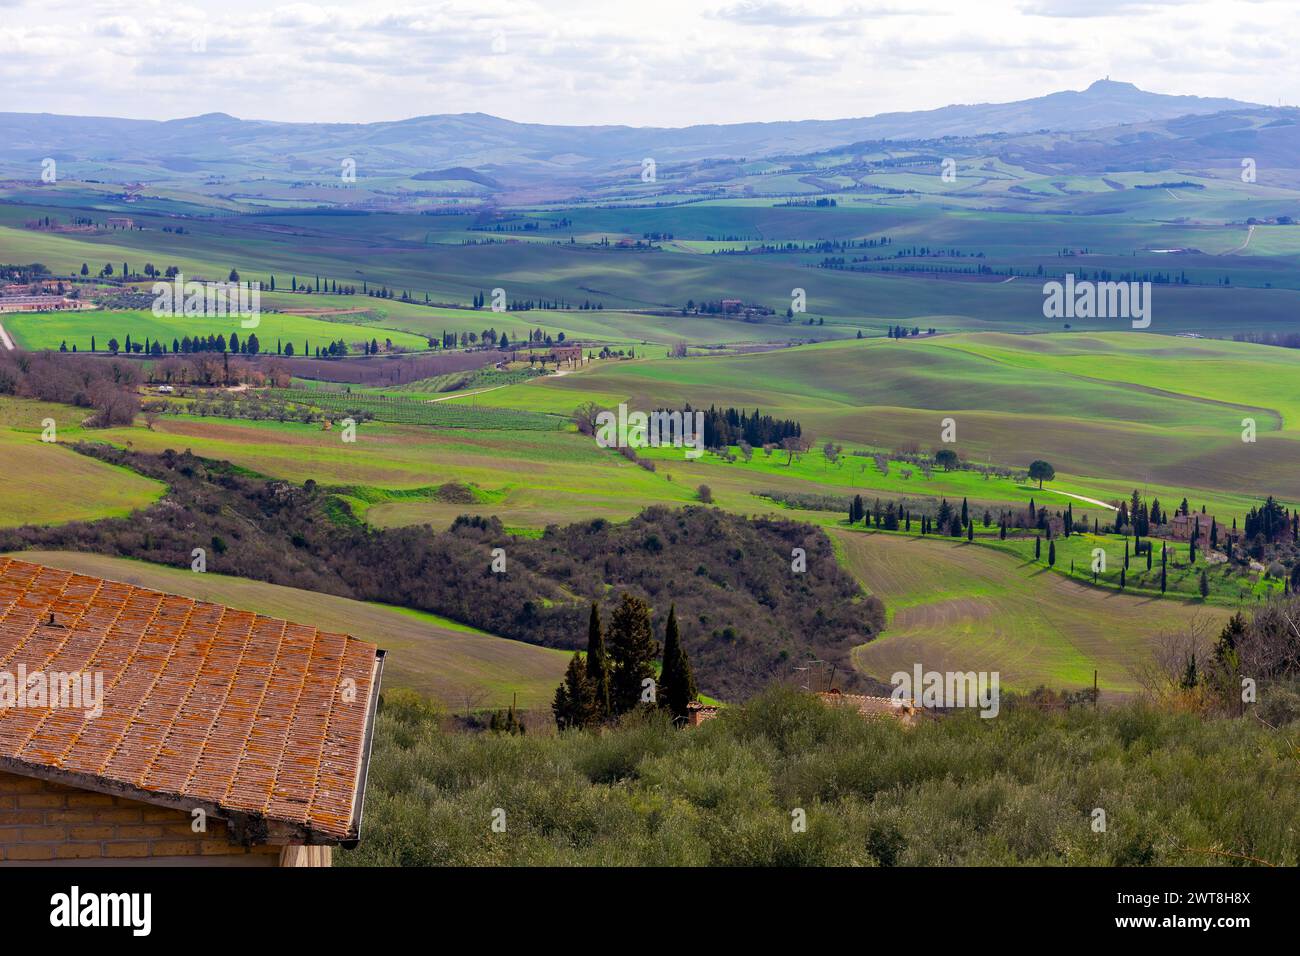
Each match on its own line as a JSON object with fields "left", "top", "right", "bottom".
{"left": 685, "top": 701, "right": 719, "bottom": 726}
{"left": 0, "top": 294, "right": 76, "bottom": 313}
{"left": 550, "top": 345, "right": 584, "bottom": 366}
{"left": 1169, "top": 512, "right": 1216, "bottom": 548}
{"left": 529, "top": 345, "right": 584, "bottom": 367}
{"left": 0, "top": 558, "right": 384, "bottom": 866}
{"left": 105, "top": 217, "right": 135, "bottom": 229}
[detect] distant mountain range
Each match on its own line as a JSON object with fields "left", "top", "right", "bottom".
{"left": 0, "top": 80, "right": 1263, "bottom": 183}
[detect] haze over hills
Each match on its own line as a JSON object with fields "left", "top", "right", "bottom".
{"left": 0, "top": 80, "right": 1261, "bottom": 183}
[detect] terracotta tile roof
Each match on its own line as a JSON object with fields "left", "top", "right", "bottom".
{"left": 0, "top": 558, "right": 384, "bottom": 844}
{"left": 817, "top": 690, "right": 917, "bottom": 724}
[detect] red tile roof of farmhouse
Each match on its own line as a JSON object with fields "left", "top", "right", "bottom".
{"left": 816, "top": 690, "right": 917, "bottom": 723}
{"left": 0, "top": 557, "right": 384, "bottom": 845}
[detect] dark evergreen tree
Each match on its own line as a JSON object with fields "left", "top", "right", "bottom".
{"left": 659, "top": 605, "right": 697, "bottom": 723}
{"left": 552, "top": 652, "right": 597, "bottom": 730}
{"left": 607, "top": 593, "right": 659, "bottom": 715}
{"left": 585, "top": 603, "right": 610, "bottom": 718}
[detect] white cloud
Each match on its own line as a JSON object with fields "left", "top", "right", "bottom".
{"left": 0, "top": 0, "right": 1294, "bottom": 124}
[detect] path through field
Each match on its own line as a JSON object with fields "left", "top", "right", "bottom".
{"left": 425, "top": 384, "right": 508, "bottom": 403}
{"left": 833, "top": 529, "right": 1226, "bottom": 695}
{"left": 1055, "top": 490, "right": 1118, "bottom": 511}
{"left": 1224, "top": 224, "right": 1255, "bottom": 255}
{"left": 0, "top": 321, "right": 13, "bottom": 350}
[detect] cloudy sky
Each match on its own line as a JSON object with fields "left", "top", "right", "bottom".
{"left": 2, "top": 0, "right": 1292, "bottom": 127}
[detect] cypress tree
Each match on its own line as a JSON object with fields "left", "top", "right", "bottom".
{"left": 552, "top": 652, "right": 596, "bottom": 731}
{"left": 585, "top": 603, "right": 610, "bottom": 718}
{"left": 1048, "top": 539, "right": 1056, "bottom": 566}
{"left": 1035, "top": 536, "right": 1041, "bottom": 560}
{"left": 607, "top": 593, "right": 659, "bottom": 715}
{"left": 659, "top": 605, "right": 697, "bottom": 723}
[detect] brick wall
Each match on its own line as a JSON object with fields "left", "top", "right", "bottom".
{"left": 0, "top": 771, "right": 282, "bottom": 864}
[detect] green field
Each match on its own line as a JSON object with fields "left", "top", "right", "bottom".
{"left": 4, "top": 162, "right": 1298, "bottom": 712}
{"left": 0, "top": 398, "right": 165, "bottom": 527}
{"left": 6, "top": 178, "right": 1300, "bottom": 340}
{"left": 473, "top": 333, "right": 1300, "bottom": 517}
{"left": 3, "top": 306, "right": 430, "bottom": 353}
{"left": 834, "top": 531, "right": 1229, "bottom": 695}
{"left": 275, "top": 388, "right": 564, "bottom": 429}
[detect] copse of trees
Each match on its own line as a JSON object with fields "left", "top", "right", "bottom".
{"left": 1, "top": 451, "right": 878, "bottom": 701}
{"left": 0, "top": 352, "right": 139, "bottom": 426}
{"left": 553, "top": 598, "right": 697, "bottom": 731}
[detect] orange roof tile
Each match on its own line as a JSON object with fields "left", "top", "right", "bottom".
{"left": 0, "top": 558, "right": 384, "bottom": 844}
{"left": 816, "top": 690, "right": 916, "bottom": 722}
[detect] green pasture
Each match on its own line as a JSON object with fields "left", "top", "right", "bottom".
{"left": 3, "top": 307, "right": 430, "bottom": 353}
{"left": 833, "top": 530, "right": 1230, "bottom": 695}
{"left": 0, "top": 399, "right": 165, "bottom": 528}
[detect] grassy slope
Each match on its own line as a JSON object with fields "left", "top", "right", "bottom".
{"left": 10, "top": 551, "right": 568, "bottom": 710}
{"left": 484, "top": 332, "right": 1300, "bottom": 513}
{"left": 833, "top": 530, "right": 1228, "bottom": 695}
{"left": 0, "top": 398, "right": 165, "bottom": 527}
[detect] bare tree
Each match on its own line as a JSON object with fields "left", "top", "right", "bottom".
{"left": 1132, "top": 615, "right": 1216, "bottom": 706}
{"left": 781, "top": 434, "right": 812, "bottom": 466}
{"left": 459, "top": 687, "right": 490, "bottom": 718}
{"left": 572, "top": 401, "right": 602, "bottom": 436}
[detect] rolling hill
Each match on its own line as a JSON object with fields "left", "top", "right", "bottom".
{"left": 0, "top": 80, "right": 1263, "bottom": 186}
